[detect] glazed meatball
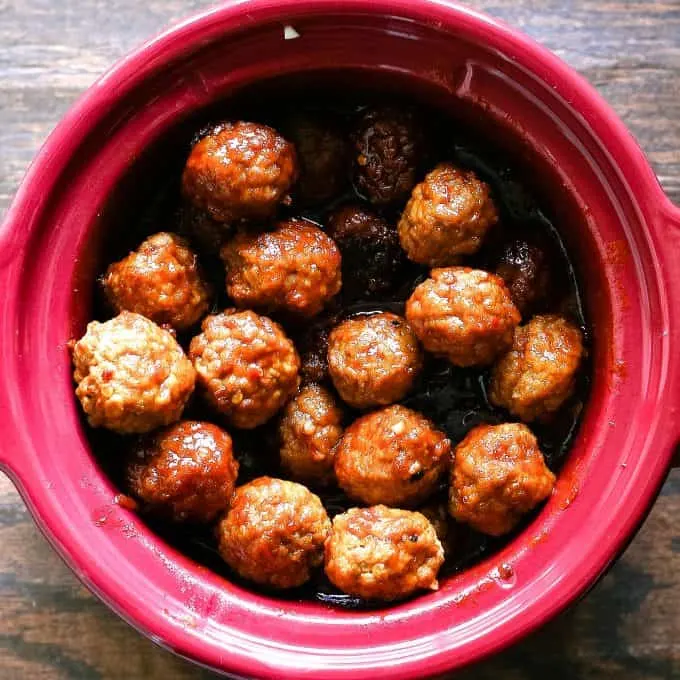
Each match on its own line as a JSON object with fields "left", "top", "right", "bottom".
{"left": 398, "top": 163, "right": 498, "bottom": 267}
{"left": 102, "top": 232, "right": 211, "bottom": 331}
{"left": 327, "top": 204, "right": 405, "bottom": 300}
{"left": 217, "top": 477, "right": 330, "bottom": 589}
{"left": 324, "top": 506, "right": 444, "bottom": 601}
{"left": 351, "top": 106, "right": 424, "bottom": 206}
{"left": 405, "top": 267, "right": 520, "bottom": 367}
{"left": 335, "top": 405, "right": 451, "bottom": 507}
{"left": 72, "top": 312, "right": 195, "bottom": 434}
{"left": 328, "top": 312, "right": 423, "bottom": 408}
{"left": 489, "top": 314, "right": 584, "bottom": 421}
{"left": 449, "top": 423, "right": 555, "bottom": 536}
{"left": 126, "top": 421, "right": 238, "bottom": 523}
{"left": 189, "top": 310, "right": 300, "bottom": 429}
{"left": 279, "top": 384, "right": 343, "bottom": 486}
{"left": 182, "top": 121, "right": 297, "bottom": 223}
{"left": 221, "top": 219, "right": 342, "bottom": 317}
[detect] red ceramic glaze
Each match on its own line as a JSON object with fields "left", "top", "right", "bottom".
{"left": 0, "top": 1, "right": 679, "bottom": 677}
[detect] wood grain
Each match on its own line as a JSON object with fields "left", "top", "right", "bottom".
{"left": 1, "top": 1, "right": 679, "bottom": 678}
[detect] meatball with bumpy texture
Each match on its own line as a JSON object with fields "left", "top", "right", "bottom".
{"left": 490, "top": 314, "right": 584, "bottom": 421}
{"left": 352, "top": 106, "right": 424, "bottom": 206}
{"left": 327, "top": 204, "right": 405, "bottom": 300}
{"left": 102, "top": 232, "right": 211, "bottom": 331}
{"left": 189, "top": 310, "right": 300, "bottom": 429}
{"left": 221, "top": 219, "right": 342, "bottom": 318}
{"left": 328, "top": 312, "right": 423, "bottom": 409}
{"left": 217, "top": 477, "right": 330, "bottom": 589}
{"left": 182, "top": 121, "right": 297, "bottom": 223}
{"left": 72, "top": 312, "right": 195, "bottom": 434}
{"left": 324, "top": 506, "right": 444, "bottom": 601}
{"left": 398, "top": 163, "right": 498, "bottom": 267}
{"left": 126, "top": 421, "right": 238, "bottom": 523}
{"left": 406, "top": 267, "right": 520, "bottom": 367}
{"left": 279, "top": 385, "right": 343, "bottom": 487}
{"left": 335, "top": 405, "right": 451, "bottom": 507}
{"left": 449, "top": 423, "right": 555, "bottom": 536}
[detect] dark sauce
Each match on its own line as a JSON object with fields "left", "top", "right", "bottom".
{"left": 88, "top": 84, "right": 591, "bottom": 610}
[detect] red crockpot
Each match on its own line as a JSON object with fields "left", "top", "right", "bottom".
{"left": 1, "top": 1, "right": 679, "bottom": 678}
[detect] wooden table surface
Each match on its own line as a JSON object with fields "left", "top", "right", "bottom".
{"left": 1, "top": 1, "right": 679, "bottom": 678}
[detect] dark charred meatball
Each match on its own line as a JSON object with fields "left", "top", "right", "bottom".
{"left": 102, "top": 232, "right": 211, "bottom": 331}
{"left": 335, "top": 405, "right": 451, "bottom": 507}
{"left": 298, "top": 322, "right": 332, "bottom": 385}
{"left": 405, "top": 267, "right": 520, "bottom": 367}
{"left": 182, "top": 121, "right": 298, "bottom": 223}
{"left": 327, "top": 204, "right": 406, "bottom": 300}
{"left": 217, "top": 477, "right": 330, "bottom": 589}
{"left": 279, "top": 384, "right": 343, "bottom": 487}
{"left": 189, "top": 310, "right": 300, "bottom": 429}
{"left": 490, "top": 314, "right": 584, "bottom": 421}
{"left": 351, "top": 106, "right": 424, "bottom": 206}
{"left": 398, "top": 163, "right": 498, "bottom": 267}
{"left": 72, "top": 312, "right": 195, "bottom": 434}
{"left": 327, "top": 312, "right": 423, "bottom": 408}
{"left": 126, "top": 420, "right": 238, "bottom": 523}
{"left": 221, "top": 219, "right": 342, "bottom": 317}
{"left": 449, "top": 423, "right": 555, "bottom": 536}
{"left": 324, "top": 505, "right": 444, "bottom": 601}
{"left": 178, "top": 201, "right": 233, "bottom": 254}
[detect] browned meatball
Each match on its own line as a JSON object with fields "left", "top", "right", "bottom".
{"left": 449, "top": 423, "right": 555, "bottom": 536}
{"left": 405, "top": 267, "right": 521, "bottom": 367}
{"left": 298, "top": 322, "right": 332, "bottom": 385}
{"left": 351, "top": 106, "right": 424, "bottom": 206}
{"left": 179, "top": 201, "right": 233, "bottom": 254}
{"left": 328, "top": 313, "right": 423, "bottom": 409}
{"left": 72, "top": 312, "right": 195, "bottom": 434}
{"left": 489, "top": 314, "right": 584, "bottom": 421}
{"left": 126, "top": 421, "right": 238, "bottom": 523}
{"left": 335, "top": 405, "right": 451, "bottom": 507}
{"left": 182, "top": 121, "right": 298, "bottom": 223}
{"left": 189, "top": 310, "right": 300, "bottom": 429}
{"left": 327, "top": 204, "right": 405, "bottom": 300}
{"left": 217, "top": 477, "right": 330, "bottom": 589}
{"left": 324, "top": 506, "right": 444, "bottom": 601}
{"left": 102, "top": 232, "right": 211, "bottom": 331}
{"left": 221, "top": 219, "right": 342, "bottom": 317}
{"left": 398, "top": 163, "right": 498, "bottom": 267}
{"left": 279, "top": 385, "right": 343, "bottom": 486}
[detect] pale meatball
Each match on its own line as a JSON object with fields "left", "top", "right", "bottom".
{"left": 217, "top": 477, "right": 330, "bottom": 589}
{"left": 328, "top": 312, "right": 423, "bottom": 409}
{"left": 335, "top": 405, "right": 451, "bottom": 507}
{"left": 324, "top": 506, "right": 444, "bottom": 601}
{"left": 279, "top": 384, "right": 344, "bottom": 486}
{"left": 189, "top": 310, "right": 300, "bottom": 429}
{"left": 72, "top": 312, "right": 195, "bottom": 434}
{"left": 489, "top": 314, "right": 584, "bottom": 421}
{"left": 449, "top": 423, "right": 555, "bottom": 536}
{"left": 405, "top": 267, "right": 520, "bottom": 367}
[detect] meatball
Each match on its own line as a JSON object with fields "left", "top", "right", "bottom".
{"left": 189, "top": 310, "right": 300, "bottom": 429}
{"left": 328, "top": 312, "right": 423, "bottom": 408}
{"left": 221, "top": 219, "right": 342, "bottom": 317}
{"left": 489, "top": 314, "right": 584, "bottom": 421}
{"left": 279, "top": 385, "right": 343, "bottom": 486}
{"left": 102, "top": 232, "right": 211, "bottom": 331}
{"left": 327, "top": 204, "right": 405, "bottom": 300}
{"left": 335, "top": 405, "right": 451, "bottom": 507}
{"left": 324, "top": 506, "right": 444, "bottom": 601}
{"left": 217, "top": 477, "right": 330, "bottom": 589}
{"left": 398, "top": 163, "right": 498, "bottom": 267}
{"left": 179, "top": 201, "right": 233, "bottom": 254}
{"left": 72, "top": 312, "right": 195, "bottom": 434}
{"left": 298, "top": 322, "right": 332, "bottom": 385}
{"left": 351, "top": 106, "right": 424, "bottom": 206}
{"left": 419, "top": 502, "right": 455, "bottom": 558}
{"left": 449, "top": 423, "right": 555, "bottom": 536}
{"left": 182, "top": 121, "right": 297, "bottom": 223}
{"left": 126, "top": 421, "right": 238, "bottom": 523}
{"left": 405, "top": 267, "right": 520, "bottom": 367}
